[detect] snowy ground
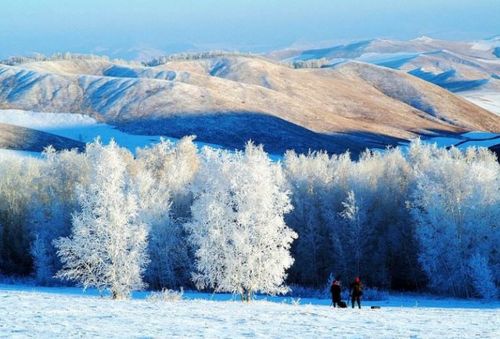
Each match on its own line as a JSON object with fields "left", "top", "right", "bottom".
{"left": 460, "top": 91, "right": 500, "bottom": 116}
{"left": 0, "top": 284, "right": 498, "bottom": 338}
{"left": 0, "top": 109, "right": 226, "bottom": 153}
{"left": 0, "top": 109, "right": 166, "bottom": 152}
{"left": 0, "top": 109, "right": 497, "bottom": 161}
{"left": 0, "top": 109, "right": 283, "bottom": 159}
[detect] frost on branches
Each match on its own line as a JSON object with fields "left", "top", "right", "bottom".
{"left": 0, "top": 138, "right": 498, "bottom": 300}
{"left": 340, "top": 190, "right": 369, "bottom": 278}
{"left": 186, "top": 142, "right": 297, "bottom": 301}
{"left": 30, "top": 147, "right": 90, "bottom": 285}
{"left": 134, "top": 137, "right": 198, "bottom": 289}
{"left": 410, "top": 144, "right": 500, "bottom": 299}
{"left": 54, "top": 140, "right": 149, "bottom": 299}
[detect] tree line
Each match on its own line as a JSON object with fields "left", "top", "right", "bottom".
{"left": 0, "top": 138, "right": 498, "bottom": 299}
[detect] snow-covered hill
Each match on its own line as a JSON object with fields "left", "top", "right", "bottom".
{"left": 0, "top": 285, "right": 498, "bottom": 338}
{"left": 270, "top": 37, "right": 500, "bottom": 122}
{"left": 273, "top": 37, "right": 500, "bottom": 109}
{"left": 0, "top": 47, "right": 498, "bottom": 154}
{"left": 461, "top": 90, "right": 500, "bottom": 116}
{"left": 0, "top": 122, "right": 83, "bottom": 152}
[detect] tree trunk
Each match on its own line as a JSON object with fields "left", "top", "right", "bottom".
{"left": 111, "top": 290, "right": 124, "bottom": 300}
{"left": 241, "top": 289, "right": 252, "bottom": 302}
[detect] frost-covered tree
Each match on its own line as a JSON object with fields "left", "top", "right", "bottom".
{"left": 316, "top": 152, "right": 355, "bottom": 284}
{"left": 0, "top": 152, "right": 41, "bottom": 275}
{"left": 131, "top": 163, "right": 175, "bottom": 289}
{"left": 186, "top": 142, "right": 297, "bottom": 301}
{"left": 340, "top": 190, "right": 368, "bottom": 277}
{"left": 370, "top": 148, "right": 421, "bottom": 289}
{"left": 1, "top": 135, "right": 498, "bottom": 299}
{"left": 284, "top": 147, "right": 421, "bottom": 290}
{"left": 29, "top": 147, "right": 89, "bottom": 285}
{"left": 135, "top": 136, "right": 199, "bottom": 220}
{"left": 134, "top": 137, "right": 199, "bottom": 289}
{"left": 344, "top": 149, "right": 419, "bottom": 288}
{"left": 283, "top": 150, "right": 335, "bottom": 286}
{"left": 410, "top": 144, "right": 500, "bottom": 298}
{"left": 54, "top": 140, "right": 149, "bottom": 299}
{"left": 468, "top": 252, "right": 497, "bottom": 300}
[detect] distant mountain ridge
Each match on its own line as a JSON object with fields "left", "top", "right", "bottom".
{"left": 0, "top": 41, "right": 499, "bottom": 154}
{"left": 270, "top": 36, "right": 500, "bottom": 94}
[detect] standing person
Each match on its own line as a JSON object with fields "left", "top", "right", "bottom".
{"left": 349, "top": 277, "right": 363, "bottom": 309}
{"left": 330, "top": 276, "right": 342, "bottom": 307}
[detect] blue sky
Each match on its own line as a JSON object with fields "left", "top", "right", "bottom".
{"left": 1, "top": 0, "right": 498, "bottom": 59}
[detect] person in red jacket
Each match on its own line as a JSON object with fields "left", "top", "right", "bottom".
{"left": 349, "top": 277, "right": 363, "bottom": 309}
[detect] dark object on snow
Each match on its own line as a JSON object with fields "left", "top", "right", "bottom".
{"left": 350, "top": 277, "right": 363, "bottom": 309}
{"left": 371, "top": 306, "right": 381, "bottom": 309}
{"left": 330, "top": 277, "right": 342, "bottom": 307}
{"left": 338, "top": 301, "right": 348, "bottom": 308}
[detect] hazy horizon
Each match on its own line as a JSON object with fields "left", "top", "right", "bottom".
{"left": 1, "top": 0, "right": 499, "bottom": 60}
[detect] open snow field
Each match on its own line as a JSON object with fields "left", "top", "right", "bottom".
{"left": 0, "top": 285, "right": 498, "bottom": 338}
{"left": 0, "top": 109, "right": 275, "bottom": 159}
{"left": 0, "top": 109, "right": 221, "bottom": 153}
{"left": 2, "top": 109, "right": 499, "bottom": 152}
{"left": 0, "top": 109, "right": 165, "bottom": 152}
{"left": 460, "top": 91, "right": 500, "bottom": 116}
{"left": 0, "top": 109, "right": 497, "bottom": 162}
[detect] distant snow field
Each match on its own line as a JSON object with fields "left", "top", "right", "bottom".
{"left": 0, "top": 109, "right": 165, "bottom": 151}
{"left": 0, "top": 109, "right": 224, "bottom": 153}
{"left": 0, "top": 109, "right": 497, "bottom": 157}
{"left": 0, "top": 285, "right": 498, "bottom": 338}
{"left": 460, "top": 91, "right": 500, "bottom": 116}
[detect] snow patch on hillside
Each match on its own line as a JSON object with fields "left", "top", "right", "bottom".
{"left": 460, "top": 92, "right": 500, "bottom": 116}
{"left": 357, "top": 52, "right": 419, "bottom": 68}
{"left": 0, "top": 109, "right": 234, "bottom": 155}
{"left": 413, "top": 36, "right": 435, "bottom": 43}
{"left": 471, "top": 40, "right": 500, "bottom": 51}
{"left": 0, "top": 109, "right": 167, "bottom": 151}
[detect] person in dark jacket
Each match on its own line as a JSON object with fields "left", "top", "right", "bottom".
{"left": 349, "top": 277, "right": 363, "bottom": 309}
{"left": 330, "top": 276, "right": 342, "bottom": 307}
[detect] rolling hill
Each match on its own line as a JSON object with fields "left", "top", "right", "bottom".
{"left": 0, "top": 123, "right": 83, "bottom": 152}
{"left": 0, "top": 52, "right": 499, "bottom": 154}
{"left": 272, "top": 36, "right": 500, "bottom": 96}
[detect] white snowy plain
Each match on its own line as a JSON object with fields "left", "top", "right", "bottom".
{"left": 0, "top": 109, "right": 165, "bottom": 151}
{"left": 0, "top": 285, "right": 498, "bottom": 338}
{"left": 460, "top": 91, "right": 500, "bottom": 117}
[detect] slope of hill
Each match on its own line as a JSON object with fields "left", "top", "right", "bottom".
{"left": 275, "top": 36, "right": 500, "bottom": 61}
{"left": 0, "top": 54, "right": 498, "bottom": 154}
{"left": 274, "top": 37, "right": 500, "bottom": 93}
{"left": 0, "top": 123, "right": 83, "bottom": 152}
